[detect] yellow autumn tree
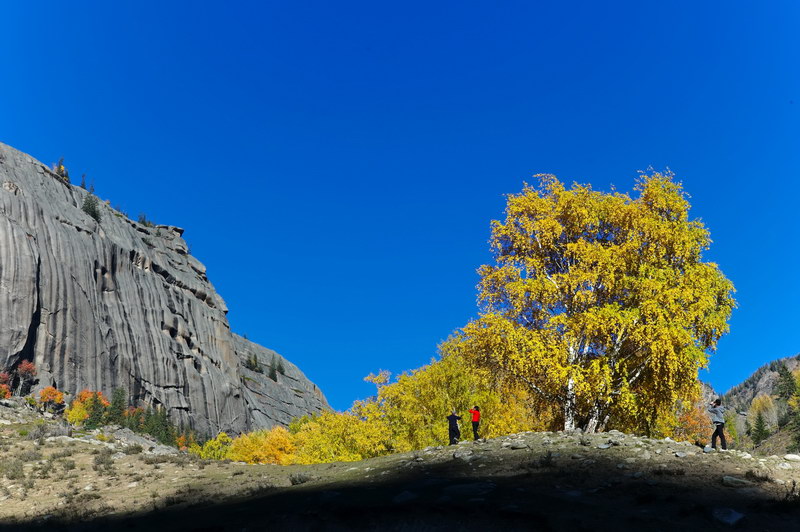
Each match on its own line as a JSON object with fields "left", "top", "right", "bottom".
{"left": 748, "top": 394, "right": 777, "bottom": 429}
{"left": 228, "top": 426, "right": 295, "bottom": 465}
{"left": 290, "top": 411, "right": 390, "bottom": 464}
{"left": 356, "top": 352, "right": 540, "bottom": 451}
{"left": 447, "top": 173, "right": 735, "bottom": 434}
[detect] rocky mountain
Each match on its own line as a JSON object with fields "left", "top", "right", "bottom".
{"left": 0, "top": 142, "right": 327, "bottom": 436}
{"left": 723, "top": 354, "right": 800, "bottom": 413}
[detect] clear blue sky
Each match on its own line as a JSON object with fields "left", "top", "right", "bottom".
{"left": 1, "top": 1, "right": 798, "bottom": 410}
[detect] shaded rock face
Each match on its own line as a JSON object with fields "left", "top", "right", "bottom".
{"left": 0, "top": 142, "right": 327, "bottom": 435}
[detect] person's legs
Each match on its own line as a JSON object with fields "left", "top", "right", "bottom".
{"left": 711, "top": 424, "right": 721, "bottom": 449}
{"left": 472, "top": 421, "right": 479, "bottom": 440}
{"left": 449, "top": 429, "right": 457, "bottom": 445}
{"left": 719, "top": 423, "right": 727, "bottom": 450}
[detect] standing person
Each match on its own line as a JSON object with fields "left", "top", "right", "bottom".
{"left": 446, "top": 410, "right": 462, "bottom": 445}
{"left": 468, "top": 406, "right": 481, "bottom": 440}
{"left": 708, "top": 398, "right": 727, "bottom": 450}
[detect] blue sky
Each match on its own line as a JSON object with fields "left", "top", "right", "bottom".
{"left": 1, "top": 1, "right": 798, "bottom": 410}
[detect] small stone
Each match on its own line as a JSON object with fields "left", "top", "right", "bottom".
{"left": 784, "top": 454, "right": 800, "bottom": 462}
{"left": 777, "top": 462, "right": 793, "bottom": 470}
{"left": 596, "top": 444, "right": 611, "bottom": 450}
{"left": 127, "top": 482, "right": 138, "bottom": 488}
{"left": 641, "top": 451, "right": 651, "bottom": 460}
{"left": 712, "top": 508, "right": 745, "bottom": 526}
{"left": 674, "top": 452, "right": 687, "bottom": 458}
{"left": 392, "top": 491, "right": 418, "bottom": 504}
{"left": 509, "top": 441, "right": 528, "bottom": 450}
{"left": 453, "top": 450, "right": 474, "bottom": 460}
{"left": 84, "top": 485, "right": 94, "bottom": 491}
{"left": 721, "top": 476, "right": 754, "bottom": 488}
{"left": 703, "top": 446, "right": 714, "bottom": 453}
{"left": 415, "top": 457, "right": 424, "bottom": 462}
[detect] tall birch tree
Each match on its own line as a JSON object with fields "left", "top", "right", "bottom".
{"left": 446, "top": 172, "right": 735, "bottom": 434}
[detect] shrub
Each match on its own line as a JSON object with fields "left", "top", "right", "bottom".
{"left": 40, "top": 386, "right": 65, "bottom": 408}
{"left": 0, "top": 458, "right": 24, "bottom": 480}
{"left": 244, "top": 353, "right": 262, "bottom": 373}
{"left": 227, "top": 426, "right": 295, "bottom": 465}
{"left": 175, "top": 432, "right": 196, "bottom": 452}
{"left": 106, "top": 388, "right": 126, "bottom": 426}
{"left": 123, "top": 444, "right": 143, "bottom": 455}
{"left": 138, "top": 213, "right": 155, "bottom": 227}
{"left": 188, "top": 432, "right": 233, "bottom": 461}
{"left": 65, "top": 390, "right": 109, "bottom": 426}
{"left": 93, "top": 448, "right": 115, "bottom": 473}
{"left": 84, "top": 395, "right": 107, "bottom": 429}
{"left": 0, "top": 372, "right": 9, "bottom": 385}
{"left": 18, "top": 360, "right": 37, "bottom": 381}
{"left": 66, "top": 400, "right": 89, "bottom": 425}
{"left": 82, "top": 193, "right": 101, "bottom": 223}
{"left": 0, "top": 384, "right": 10, "bottom": 399}
{"left": 143, "top": 406, "right": 175, "bottom": 445}
{"left": 123, "top": 406, "right": 145, "bottom": 431}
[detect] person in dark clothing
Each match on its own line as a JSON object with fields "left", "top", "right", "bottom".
{"left": 708, "top": 398, "right": 727, "bottom": 450}
{"left": 468, "top": 406, "right": 481, "bottom": 440}
{"left": 447, "top": 410, "right": 462, "bottom": 445}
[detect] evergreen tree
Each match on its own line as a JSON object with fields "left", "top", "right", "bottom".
{"left": 82, "top": 193, "right": 101, "bottom": 223}
{"left": 84, "top": 395, "right": 106, "bottom": 430}
{"left": 777, "top": 364, "right": 797, "bottom": 401}
{"left": 106, "top": 388, "right": 127, "bottom": 425}
{"left": 752, "top": 411, "right": 769, "bottom": 445}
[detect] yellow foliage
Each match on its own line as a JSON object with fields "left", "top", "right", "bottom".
{"left": 447, "top": 173, "right": 736, "bottom": 434}
{"left": 188, "top": 432, "right": 233, "bottom": 460}
{"left": 358, "top": 351, "right": 539, "bottom": 451}
{"left": 748, "top": 394, "right": 777, "bottom": 429}
{"left": 291, "top": 411, "right": 390, "bottom": 464}
{"left": 65, "top": 401, "right": 89, "bottom": 425}
{"left": 228, "top": 426, "right": 295, "bottom": 465}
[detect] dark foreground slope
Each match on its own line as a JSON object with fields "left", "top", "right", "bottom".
{"left": 2, "top": 406, "right": 800, "bottom": 532}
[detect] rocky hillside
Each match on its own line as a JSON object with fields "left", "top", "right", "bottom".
{"left": 2, "top": 399, "right": 800, "bottom": 531}
{"left": 723, "top": 354, "right": 800, "bottom": 413}
{"left": 0, "top": 142, "right": 327, "bottom": 436}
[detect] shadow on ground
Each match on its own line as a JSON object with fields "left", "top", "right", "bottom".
{"left": 4, "top": 448, "right": 800, "bottom": 532}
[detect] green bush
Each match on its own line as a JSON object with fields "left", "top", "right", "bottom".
{"left": 82, "top": 193, "right": 101, "bottom": 223}
{"left": 0, "top": 458, "right": 24, "bottom": 480}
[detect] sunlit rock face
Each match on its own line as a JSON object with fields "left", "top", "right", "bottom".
{"left": 0, "top": 142, "right": 327, "bottom": 436}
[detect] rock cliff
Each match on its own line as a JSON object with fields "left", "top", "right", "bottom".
{"left": 0, "top": 142, "right": 327, "bottom": 435}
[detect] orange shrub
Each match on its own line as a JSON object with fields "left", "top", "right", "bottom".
{"left": 0, "top": 372, "right": 9, "bottom": 386}
{"left": 40, "top": 386, "right": 65, "bottom": 405}
{"left": 0, "top": 384, "right": 10, "bottom": 399}
{"left": 175, "top": 432, "right": 197, "bottom": 452}
{"left": 75, "top": 389, "right": 110, "bottom": 406}
{"left": 17, "top": 360, "right": 36, "bottom": 380}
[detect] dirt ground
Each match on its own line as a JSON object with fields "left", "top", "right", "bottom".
{"left": 1, "top": 404, "right": 800, "bottom": 531}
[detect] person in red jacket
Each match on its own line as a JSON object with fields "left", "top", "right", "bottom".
{"left": 468, "top": 406, "right": 481, "bottom": 440}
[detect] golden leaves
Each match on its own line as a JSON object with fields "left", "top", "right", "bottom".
{"left": 451, "top": 172, "right": 735, "bottom": 434}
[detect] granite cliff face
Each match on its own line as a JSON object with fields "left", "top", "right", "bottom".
{"left": 0, "top": 142, "right": 327, "bottom": 435}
